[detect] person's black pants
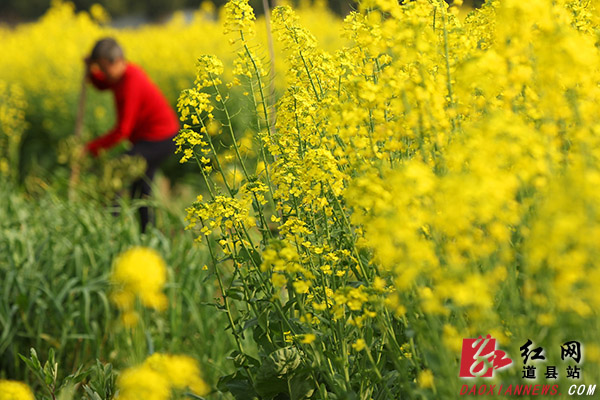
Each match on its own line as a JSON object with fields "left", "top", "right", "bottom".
{"left": 125, "top": 135, "right": 176, "bottom": 232}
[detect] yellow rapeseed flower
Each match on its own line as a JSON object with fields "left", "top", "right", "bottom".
{"left": 417, "top": 369, "right": 434, "bottom": 389}
{"left": 293, "top": 280, "right": 310, "bottom": 294}
{"left": 117, "top": 354, "right": 209, "bottom": 399}
{"left": 0, "top": 380, "right": 34, "bottom": 400}
{"left": 110, "top": 247, "right": 168, "bottom": 322}
{"left": 301, "top": 333, "right": 316, "bottom": 344}
{"left": 352, "top": 339, "right": 366, "bottom": 351}
{"left": 144, "top": 354, "right": 210, "bottom": 396}
{"left": 117, "top": 365, "right": 171, "bottom": 400}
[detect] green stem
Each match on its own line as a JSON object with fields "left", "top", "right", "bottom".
{"left": 326, "top": 181, "right": 370, "bottom": 282}
{"left": 240, "top": 35, "right": 274, "bottom": 139}
{"left": 439, "top": 1, "right": 457, "bottom": 133}
{"left": 193, "top": 152, "right": 216, "bottom": 199}
{"left": 197, "top": 114, "right": 235, "bottom": 195}
{"left": 210, "top": 76, "right": 251, "bottom": 181}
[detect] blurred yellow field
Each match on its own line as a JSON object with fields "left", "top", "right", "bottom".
{"left": 0, "top": 1, "right": 342, "bottom": 135}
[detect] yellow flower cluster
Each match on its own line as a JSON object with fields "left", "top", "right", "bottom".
{"left": 185, "top": 194, "right": 255, "bottom": 239}
{"left": 0, "top": 380, "right": 34, "bottom": 400}
{"left": 110, "top": 247, "right": 168, "bottom": 326}
{"left": 173, "top": 127, "right": 209, "bottom": 163}
{"left": 261, "top": 240, "right": 314, "bottom": 290}
{"left": 175, "top": 55, "right": 221, "bottom": 164}
{"left": 194, "top": 55, "right": 225, "bottom": 89}
{"left": 273, "top": 5, "right": 318, "bottom": 56}
{"left": 223, "top": 0, "right": 256, "bottom": 37}
{"left": 117, "top": 353, "right": 209, "bottom": 400}
{"left": 526, "top": 164, "right": 600, "bottom": 317}
{"left": 0, "top": 82, "right": 27, "bottom": 180}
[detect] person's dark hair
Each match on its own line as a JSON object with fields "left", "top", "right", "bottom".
{"left": 90, "top": 37, "right": 124, "bottom": 63}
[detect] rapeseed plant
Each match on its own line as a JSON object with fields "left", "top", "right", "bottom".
{"left": 176, "top": 0, "right": 600, "bottom": 397}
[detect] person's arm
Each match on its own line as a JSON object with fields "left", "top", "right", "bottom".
{"left": 86, "top": 80, "right": 141, "bottom": 156}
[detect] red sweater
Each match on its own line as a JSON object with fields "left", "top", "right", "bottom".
{"left": 86, "top": 63, "right": 179, "bottom": 156}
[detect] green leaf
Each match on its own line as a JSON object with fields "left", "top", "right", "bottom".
{"left": 253, "top": 346, "right": 305, "bottom": 398}
{"left": 58, "top": 364, "right": 90, "bottom": 391}
{"left": 268, "top": 347, "right": 301, "bottom": 376}
{"left": 226, "top": 288, "right": 244, "bottom": 301}
{"left": 217, "top": 371, "right": 259, "bottom": 400}
{"left": 236, "top": 247, "right": 261, "bottom": 267}
{"left": 289, "top": 373, "right": 315, "bottom": 400}
{"left": 243, "top": 317, "right": 258, "bottom": 331}
{"left": 56, "top": 383, "right": 76, "bottom": 400}
{"left": 19, "top": 348, "right": 44, "bottom": 383}
{"left": 254, "top": 374, "right": 287, "bottom": 399}
{"left": 227, "top": 350, "right": 260, "bottom": 368}
{"left": 29, "top": 348, "right": 42, "bottom": 370}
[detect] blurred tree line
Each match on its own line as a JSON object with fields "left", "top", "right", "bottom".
{"left": 1, "top": 0, "right": 484, "bottom": 23}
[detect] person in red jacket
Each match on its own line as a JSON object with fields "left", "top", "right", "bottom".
{"left": 85, "top": 37, "right": 179, "bottom": 232}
